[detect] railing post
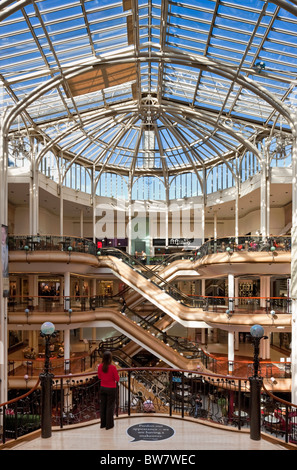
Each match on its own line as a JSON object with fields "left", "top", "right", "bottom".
{"left": 128, "top": 371, "right": 131, "bottom": 416}
{"left": 40, "top": 371, "right": 54, "bottom": 438}
{"left": 285, "top": 404, "right": 289, "bottom": 443}
{"left": 249, "top": 376, "right": 262, "bottom": 440}
{"left": 14, "top": 401, "right": 18, "bottom": 439}
{"left": 169, "top": 371, "right": 172, "bottom": 417}
{"left": 2, "top": 405, "right": 6, "bottom": 444}
{"left": 60, "top": 378, "right": 64, "bottom": 429}
{"left": 181, "top": 372, "right": 185, "bottom": 418}
{"left": 238, "top": 379, "right": 242, "bottom": 431}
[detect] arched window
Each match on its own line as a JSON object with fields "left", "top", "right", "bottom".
{"left": 40, "top": 151, "right": 59, "bottom": 182}
{"left": 96, "top": 172, "right": 128, "bottom": 199}
{"left": 206, "top": 162, "right": 235, "bottom": 193}
{"left": 132, "top": 176, "right": 165, "bottom": 200}
{"left": 240, "top": 152, "right": 260, "bottom": 183}
{"left": 169, "top": 172, "right": 202, "bottom": 199}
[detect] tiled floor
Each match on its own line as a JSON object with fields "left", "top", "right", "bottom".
{"left": 7, "top": 416, "right": 286, "bottom": 451}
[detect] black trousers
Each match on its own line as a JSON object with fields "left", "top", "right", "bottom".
{"left": 100, "top": 387, "right": 117, "bottom": 429}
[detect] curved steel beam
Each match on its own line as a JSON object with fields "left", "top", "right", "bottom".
{"left": 34, "top": 99, "right": 261, "bottom": 178}
{"left": 3, "top": 49, "right": 294, "bottom": 134}
{"left": 0, "top": 0, "right": 32, "bottom": 22}
{"left": 269, "top": 0, "right": 297, "bottom": 18}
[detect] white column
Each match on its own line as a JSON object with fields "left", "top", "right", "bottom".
{"left": 260, "top": 276, "right": 265, "bottom": 308}
{"left": 80, "top": 209, "right": 84, "bottom": 238}
{"left": 234, "top": 277, "right": 239, "bottom": 307}
{"left": 59, "top": 185, "right": 64, "bottom": 237}
{"left": 165, "top": 187, "right": 169, "bottom": 248}
{"left": 260, "top": 144, "right": 270, "bottom": 238}
{"left": 201, "top": 169, "right": 206, "bottom": 243}
{"left": 64, "top": 329, "right": 70, "bottom": 372}
{"left": 0, "top": 118, "right": 8, "bottom": 405}
{"left": 260, "top": 275, "right": 270, "bottom": 309}
{"left": 267, "top": 276, "right": 271, "bottom": 308}
{"left": 235, "top": 174, "right": 239, "bottom": 242}
{"left": 265, "top": 140, "right": 271, "bottom": 238}
{"left": 213, "top": 211, "right": 217, "bottom": 241}
{"left": 92, "top": 167, "right": 96, "bottom": 243}
{"left": 201, "top": 278, "right": 205, "bottom": 296}
{"left": 30, "top": 157, "right": 39, "bottom": 235}
{"left": 28, "top": 274, "right": 38, "bottom": 308}
{"left": 290, "top": 125, "right": 297, "bottom": 404}
{"left": 201, "top": 278, "right": 205, "bottom": 307}
{"left": 64, "top": 271, "right": 70, "bottom": 310}
{"left": 201, "top": 328, "right": 206, "bottom": 345}
{"left": 128, "top": 179, "right": 132, "bottom": 254}
{"left": 228, "top": 330, "right": 234, "bottom": 373}
{"left": 228, "top": 273, "right": 234, "bottom": 312}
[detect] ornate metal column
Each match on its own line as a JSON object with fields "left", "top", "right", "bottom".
{"left": 249, "top": 324, "right": 267, "bottom": 441}
{"left": 40, "top": 321, "right": 56, "bottom": 438}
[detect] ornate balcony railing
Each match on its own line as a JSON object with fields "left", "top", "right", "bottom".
{"left": 8, "top": 235, "right": 97, "bottom": 255}
{"left": 6, "top": 292, "right": 291, "bottom": 316}
{"left": 1, "top": 368, "right": 297, "bottom": 447}
{"left": 7, "top": 235, "right": 291, "bottom": 258}
{"left": 8, "top": 234, "right": 292, "bottom": 311}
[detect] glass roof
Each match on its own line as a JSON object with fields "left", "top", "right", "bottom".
{"left": 1, "top": 0, "right": 297, "bottom": 177}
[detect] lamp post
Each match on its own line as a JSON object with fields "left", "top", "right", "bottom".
{"left": 249, "top": 324, "right": 267, "bottom": 441}
{"left": 40, "top": 321, "right": 56, "bottom": 438}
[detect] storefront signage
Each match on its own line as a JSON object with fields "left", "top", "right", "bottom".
{"left": 153, "top": 238, "right": 201, "bottom": 247}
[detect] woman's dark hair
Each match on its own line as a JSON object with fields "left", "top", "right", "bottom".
{"left": 102, "top": 350, "right": 112, "bottom": 373}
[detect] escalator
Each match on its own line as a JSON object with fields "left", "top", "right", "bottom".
{"left": 97, "top": 247, "right": 205, "bottom": 327}
{"left": 96, "top": 301, "right": 200, "bottom": 365}
{"left": 96, "top": 247, "right": 291, "bottom": 329}
{"left": 8, "top": 306, "right": 201, "bottom": 370}
{"left": 99, "top": 247, "right": 197, "bottom": 306}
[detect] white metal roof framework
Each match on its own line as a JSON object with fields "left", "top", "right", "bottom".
{"left": 1, "top": 0, "right": 297, "bottom": 190}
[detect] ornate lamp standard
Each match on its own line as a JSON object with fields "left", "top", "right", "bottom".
{"left": 40, "top": 321, "right": 56, "bottom": 438}
{"left": 249, "top": 324, "right": 268, "bottom": 441}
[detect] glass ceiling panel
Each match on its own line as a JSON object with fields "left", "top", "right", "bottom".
{"left": 1, "top": 0, "right": 297, "bottom": 175}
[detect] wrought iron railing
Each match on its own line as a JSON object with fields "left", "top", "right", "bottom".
{"left": 1, "top": 367, "right": 297, "bottom": 447}
{"left": 8, "top": 235, "right": 97, "bottom": 255}
{"left": 6, "top": 292, "right": 292, "bottom": 317}
{"left": 0, "top": 378, "right": 41, "bottom": 444}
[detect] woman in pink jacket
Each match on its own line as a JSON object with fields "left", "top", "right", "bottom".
{"left": 98, "top": 350, "right": 119, "bottom": 430}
